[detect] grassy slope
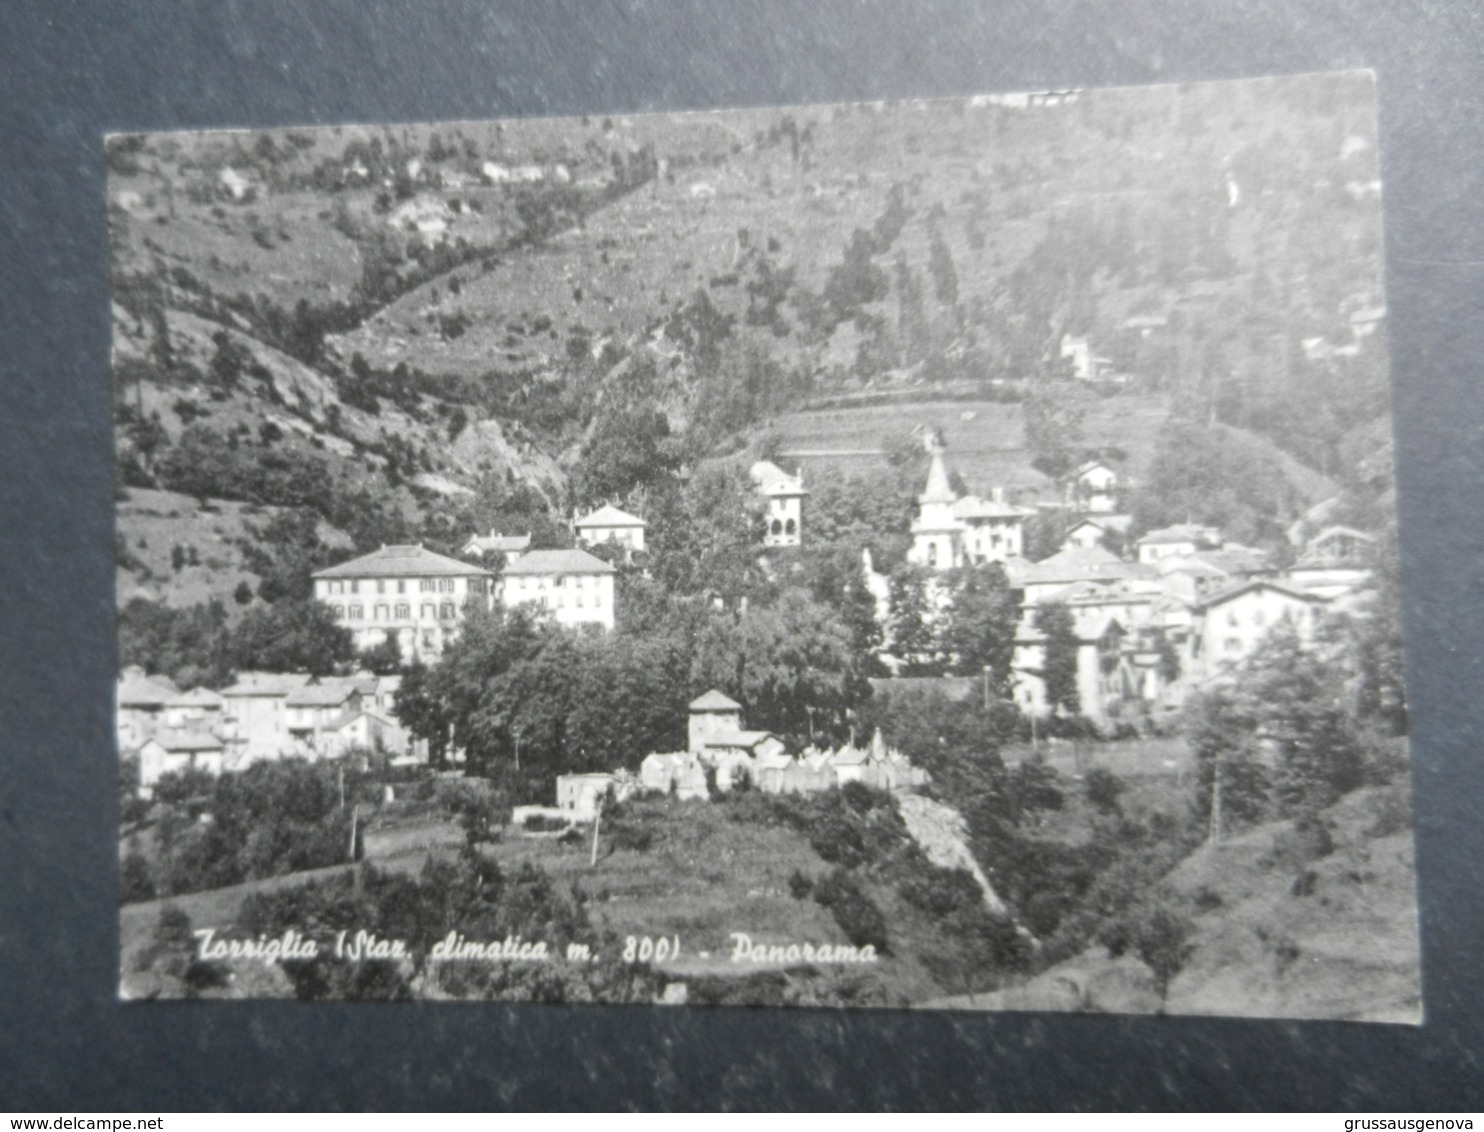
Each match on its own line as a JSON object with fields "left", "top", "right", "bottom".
{"left": 117, "top": 487, "right": 286, "bottom": 612}
{"left": 766, "top": 393, "right": 1172, "bottom": 499}
{"left": 121, "top": 795, "right": 970, "bottom": 1004}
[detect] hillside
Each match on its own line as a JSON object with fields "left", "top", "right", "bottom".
{"left": 929, "top": 783, "right": 1421, "bottom": 1021}
{"left": 115, "top": 487, "right": 352, "bottom": 612}
{"left": 122, "top": 788, "right": 1029, "bottom": 1006}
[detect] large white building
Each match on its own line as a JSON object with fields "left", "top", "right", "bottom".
{"left": 313, "top": 544, "right": 496, "bottom": 663}
{"left": 499, "top": 547, "right": 618, "bottom": 631}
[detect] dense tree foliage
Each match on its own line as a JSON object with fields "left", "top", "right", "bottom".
{"left": 1187, "top": 620, "right": 1373, "bottom": 838}
{"left": 1034, "top": 602, "right": 1082, "bottom": 716}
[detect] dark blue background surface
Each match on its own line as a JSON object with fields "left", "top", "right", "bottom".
{"left": 2, "top": 0, "right": 1481, "bottom": 1110}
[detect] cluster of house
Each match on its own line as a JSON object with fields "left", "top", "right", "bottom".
{"left": 885, "top": 441, "right": 1380, "bottom": 724}
{"left": 534, "top": 691, "right": 929, "bottom": 824}
{"left": 117, "top": 667, "right": 412, "bottom": 792}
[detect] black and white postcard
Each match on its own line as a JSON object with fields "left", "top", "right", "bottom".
{"left": 110, "top": 72, "right": 1420, "bottom": 1019}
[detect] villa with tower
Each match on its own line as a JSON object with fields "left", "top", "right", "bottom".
{"left": 907, "top": 441, "right": 1034, "bottom": 571}
{"left": 750, "top": 460, "right": 808, "bottom": 548}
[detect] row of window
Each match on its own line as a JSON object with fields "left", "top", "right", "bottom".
{"left": 331, "top": 603, "right": 459, "bottom": 621}
{"left": 323, "top": 577, "right": 475, "bottom": 596}
{"left": 522, "top": 593, "right": 598, "bottom": 610}
{"left": 508, "top": 574, "right": 595, "bottom": 588}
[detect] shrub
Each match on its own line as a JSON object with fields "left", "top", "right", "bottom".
{"left": 1100, "top": 898, "right": 1196, "bottom": 1003}
{"left": 120, "top": 847, "right": 157, "bottom": 904}
{"left": 1367, "top": 787, "right": 1412, "bottom": 839}
{"left": 787, "top": 869, "right": 814, "bottom": 900}
{"left": 1192, "top": 885, "right": 1224, "bottom": 912}
{"left": 898, "top": 862, "right": 982, "bottom": 918}
{"left": 1084, "top": 767, "right": 1126, "bottom": 815}
{"left": 1263, "top": 811, "right": 1335, "bottom": 872}
{"left": 813, "top": 868, "right": 889, "bottom": 953}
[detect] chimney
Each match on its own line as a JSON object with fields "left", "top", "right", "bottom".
{"left": 991, "top": 486, "right": 1004, "bottom": 504}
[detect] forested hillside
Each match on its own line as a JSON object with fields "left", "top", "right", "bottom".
{"left": 111, "top": 72, "right": 1391, "bottom": 615}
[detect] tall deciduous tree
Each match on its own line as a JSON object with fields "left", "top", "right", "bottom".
{"left": 393, "top": 660, "right": 450, "bottom": 767}
{"left": 1034, "top": 602, "right": 1081, "bottom": 716}
{"left": 887, "top": 563, "right": 941, "bottom": 677}
{"left": 941, "top": 563, "right": 1019, "bottom": 690}
{"left": 1237, "top": 620, "right": 1365, "bottom": 816}
{"left": 230, "top": 599, "right": 354, "bottom": 676}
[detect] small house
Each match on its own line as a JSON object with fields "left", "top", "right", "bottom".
{"left": 138, "top": 730, "right": 226, "bottom": 791}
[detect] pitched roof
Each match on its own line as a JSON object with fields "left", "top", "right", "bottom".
{"left": 689, "top": 689, "right": 741, "bottom": 712}
{"left": 462, "top": 532, "right": 531, "bottom": 554}
{"left": 171, "top": 687, "right": 225, "bottom": 708}
{"left": 314, "top": 544, "right": 493, "bottom": 580}
{"left": 1010, "top": 546, "right": 1153, "bottom": 587}
{"left": 1193, "top": 578, "right": 1326, "bottom": 611}
{"left": 501, "top": 548, "right": 616, "bottom": 576}
{"left": 1044, "top": 580, "right": 1155, "bottom": 606}
{"left": 702, "top": 729, "right": 776, "bottom": 749}
{"left": 285, "top": 682, "right": 362, "bottom": 707}
{"left": 749, "top": 460, "right": 808, "bottom": 497}
{"left": 145, "top": 729, "right": 225, "bottom": 753}
{"left": 327, "top": 709, "right": 394, "bottom": 732}
{"left": 1138, "top": 524, "right": 1217, "bottom": 546}
{"left": 221, "top": 672, "right": 314, "bottom": 697}
{"left": 1064, "top": 517, "right": 1107, "bottom": 533}
{"left": 951, "top": 494, "right": 1034, "bottom": 520}
{"left": 117, "top": 672, "right": 179, "bottom": 708}
{"left": 1192, "top": 548, "right": 1273, "bottom": 575}
{"left": 918, "top": 450, "right": 956, "bottom": 505}
{"left": 575, "top": 504, "right": 646, "bottom": 528}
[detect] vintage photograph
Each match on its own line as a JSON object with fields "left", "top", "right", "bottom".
{"left": 110, "top": 72, "right": 1419, "bottom": 1019}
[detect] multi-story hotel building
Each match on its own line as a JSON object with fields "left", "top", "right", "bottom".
{"left": 312, "top": 544, "right": 496, "bottom": 663}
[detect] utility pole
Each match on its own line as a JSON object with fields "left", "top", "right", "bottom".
{"left": 1208, "top": 756, "right": 1223, "bottom": 844}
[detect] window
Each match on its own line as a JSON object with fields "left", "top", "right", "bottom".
{"left": 927, "top": 543, "right": 938, "bottom": 567}
{"left": 438, "top": 578, "right": 454, "bottom": 593}
{"left": 420, "top": 579, "right": 434, "bottom": 593}
{"left": 770, "top": 519, "right": 782, "bottom": 536}
{"left": 395, "top": 603, "right": 409, "bottom": 619}
{"left": 440, "top": 603, "right": 455, "bottom": 620}
{"left": 377, "top": 580, "right": 386, "bottom": 594}
{"left": 576, "top": 593, "right": 584, "bottom": 608}
{"left": 350, "top": 580, "right": 360, "bottom": 594}
{"left": 349, "top": 605, "right": 364, "bottom": 620}
{"left": 785, "top": 518, "right": 796, "bottom": 536}
{"left": 397, "top": 580, "right": 406, "bottom": 594}
{"left": 331, "top": 604, "right": 345, "bottom": 619}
